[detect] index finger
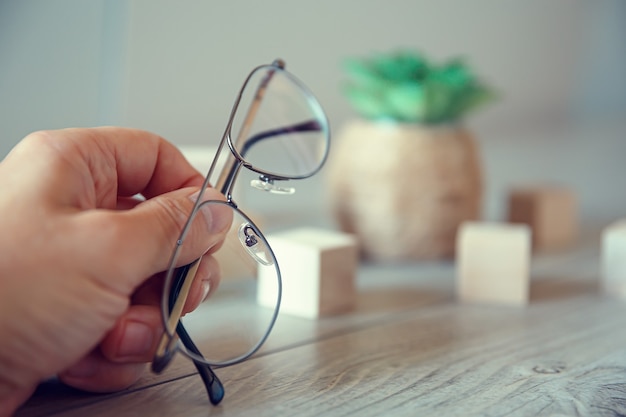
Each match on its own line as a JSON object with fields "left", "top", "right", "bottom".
{"left": 51, "top": 127, "right": 205, "bottom": 200}
{"left": 94, "top": 127, "right": 205, "bottom": 198}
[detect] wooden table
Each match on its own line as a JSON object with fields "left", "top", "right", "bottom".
{"left": 16, "top": 227, "right": 626, "bottom": 417}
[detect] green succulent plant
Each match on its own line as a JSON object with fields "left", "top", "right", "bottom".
{"left": 342, "top": 50, "right": 495, "bottom": 124}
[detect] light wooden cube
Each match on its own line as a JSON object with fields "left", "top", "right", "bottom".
{"left": 601, "top": 220, "right": 626, "bottom": 299}
{"left": 507, "top": 185, "right": 577, "bottom": 250}
{"left": 456, "top": 221, "right": 532, "bottom": 306}
{"left": 257, "top": 228, "right": 358, "bottom": 319}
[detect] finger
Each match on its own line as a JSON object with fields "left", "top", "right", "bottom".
{"left": 0, "top": 385, "right": 36, "bottom": 417}
{"left": 58, "top": 350, "right": 145, "bottom": 393}
{"left": 70, "top": 127, "right": 206, "bottom": 198}
{"left": 181, "top": 254, "right": 221, "bottom": 315}
{"left": 80, "top": 187, "right": 233, "bottom": 284}
{"left": 99, "top": 258, "right": 220, "bottom": 365}
{"left": 122, "top": 187, "right": 233, "bottom": 272}
{"left": 116, "top": 195, "right": 144, "bottom": 210}
{"left": 99, "top": 305, "right": 162, "bottom": 363}
{"left": 17, "top": 127, "right": 206, "bottom": 206}
{"left": 132, "top": 255, "right": 221, "bottom": 311}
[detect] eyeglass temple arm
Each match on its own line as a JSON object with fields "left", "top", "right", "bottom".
{"left": 177, "top": 322, "right": 225, "bottom": 405}
{"left": 154, "top": 261, "right": 225, "bottom": 405}
{"left": 218, "top": 119, "right": 323, "bottom": 196}
{"left": 215, "top": 59, "right": 286, "bottom": 195}
{"left": 152, "top": 258, "right": 200, "bottom": 373}
{"left": 239, "top": 119, "right": 322, "bottom": 157}
{"left": 231, "top": 59, "right": 285, "bottom": 146}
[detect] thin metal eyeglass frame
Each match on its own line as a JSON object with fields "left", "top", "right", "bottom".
{"left": 152, "top": 61, "right": 286, "bottom": 369}
{"left": 155, "top": 59, "right": 329, "bottom": 363}
{"left": 151, "top": 59, "right": 330, "bottom": 406}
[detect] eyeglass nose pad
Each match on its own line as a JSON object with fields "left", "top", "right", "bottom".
{"left": 238, "top": 223, "right": 275, "bottom": 266}
{"left": 250, "top": 177, "right": 295, "bottom": 195}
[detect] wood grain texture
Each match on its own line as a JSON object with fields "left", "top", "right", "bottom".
{"left": 16, "top": 232, "right": 626, "bottom": 417}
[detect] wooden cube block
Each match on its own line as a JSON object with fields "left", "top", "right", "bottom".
{"left": 507, "top": 185, "right": 577, "bottom": 250}
{"left": 601, "top": 220, "right": 626, "bottom": 299}
{"left": 257, "top": 228, "right": 358, "bottom": 319}
{"left": 456, "top": 221, "right": 532, "bottom": 306}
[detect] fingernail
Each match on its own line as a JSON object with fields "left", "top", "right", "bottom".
{"left": 65, "top": 355, "right": 98, "bottom": 378}
{"left": 117, "top": 321, "right": 154, "bottom": 359}
{"left": 189, "top": 191, "right": 232, "bottom": 234}
{"left": 201, "top": 280, "right": 211, "bottom": 302}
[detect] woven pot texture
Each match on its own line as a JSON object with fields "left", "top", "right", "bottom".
{"left": 327, "top": 119, "right": 482, "bottom": 261}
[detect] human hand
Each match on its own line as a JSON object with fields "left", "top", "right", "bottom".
{"left": 0, "top": 128, "right": 232, "bottom": 416}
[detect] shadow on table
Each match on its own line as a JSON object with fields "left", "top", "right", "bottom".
{"left": 530, "top": 276, "right": 599, "bottom": 303}
{"left": 16, "top": 378, "right": 116, "bottom": 417}
{"left": 354, "top": 287, "right": 451, "bottom": 314}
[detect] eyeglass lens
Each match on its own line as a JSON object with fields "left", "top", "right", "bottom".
{"left": 163, "top": 201, "right": 280, "bottom": 366}
{"left": 230, "top": 65, "right": 329, "bottom": 179}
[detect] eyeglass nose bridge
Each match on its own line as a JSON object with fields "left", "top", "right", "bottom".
{"left": 224, "top": 62, "right": 330, "bottom": 179}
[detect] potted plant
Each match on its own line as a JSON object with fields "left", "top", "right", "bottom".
{"left": 327, "top": 50, "right": 494, "bottom": 261}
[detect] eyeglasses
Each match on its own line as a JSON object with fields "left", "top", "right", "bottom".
{"left": 151, "top": 59, "right": 330, "bottom": 405}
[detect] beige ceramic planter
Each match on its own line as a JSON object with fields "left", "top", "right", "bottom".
{"left": 327, "top": 119, "right": 482, "bottom": 261}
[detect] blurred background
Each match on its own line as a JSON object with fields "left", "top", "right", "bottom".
{"left": 1, "top": 0, "right": 625, "bottom": 227}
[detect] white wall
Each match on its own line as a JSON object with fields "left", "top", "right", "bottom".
{"left": 120, "top": 0, "right": 590, "bottom": 142}
{"left": 1, "top": 1, "right": 100, "bottom": 151}
{"left": 1, "top": 1, "right": 625, "bottom": 224}
{"left": 0, "top": 0, "right": 129, "bottom": 153}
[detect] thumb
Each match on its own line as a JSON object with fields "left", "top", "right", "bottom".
{"left": 103, "top": 187, "right": 232, "bottom": 280}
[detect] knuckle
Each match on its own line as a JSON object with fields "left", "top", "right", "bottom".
{"left": 150, "top": 196, "right": 216, "bottom": 265}
{"left": 151, "top": 197, "right": 192, "bottom": 244}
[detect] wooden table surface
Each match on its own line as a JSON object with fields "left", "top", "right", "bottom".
{"left": 16, "top": 227, "right": 626, "bottom": 417}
